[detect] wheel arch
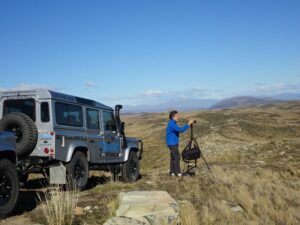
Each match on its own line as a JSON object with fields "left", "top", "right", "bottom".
{"left": 124, "top": 147, "right": 139, "bottom": 162}
{"left": 66, "top": 145, "right": 90, "bottom": 162}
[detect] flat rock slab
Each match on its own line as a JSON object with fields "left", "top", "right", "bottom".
{"left": 104, "top": 191, "right": 180, "bottom": 225}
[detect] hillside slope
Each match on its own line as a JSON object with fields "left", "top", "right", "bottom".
{"left": 124, "top": 101, "right": 300, "bottom": 171}
{"left": 210, "top": 96, "right": 276, "bottom": 109}
{"left": 3, "top": 101, "right": 299, "bottom": 225}
{"left": 121, "top": 101, "right": 300, "bottom": 224}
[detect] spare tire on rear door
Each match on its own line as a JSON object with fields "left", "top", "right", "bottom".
{"left": 0, "top": 112, "right": 38, "bottom": 159}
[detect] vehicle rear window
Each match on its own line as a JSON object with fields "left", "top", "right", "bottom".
{"left": 41, "top": 102, "right": 50, "bottom": 122}
{"left": 86, "top": 108, "right": 100, "bottom": 129}
{"left": 3, "top": 99, "right": 36, "bottom": 121}
{"left": 102, "top": 111, "right": 117, "bottom": 132}
{"left": 55, "top": 102, "right": 83, "bottom": 127}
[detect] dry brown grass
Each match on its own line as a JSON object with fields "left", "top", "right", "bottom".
{"left": 105, "top": 196, "right": 119, "bottom": 218}
{"left": 25, "top": 101, "right": 300, "bottom": 225}
{"left": 179, "top": 201, "right": 199, "bottom": 225}
{"left": 37, "top": 186, "right": 79, "bottom": 225}
{"left": 121, "top": 101, "right": 300, "bottom": 225}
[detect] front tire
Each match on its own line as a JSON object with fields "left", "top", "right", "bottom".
{"left": 66, "top": 152, "right": 89, "bottom": 191}
{"left": 122, "top": 152, "right": 140, "bottom": 183}
{"left": 0, "top": 159, "right": 19, "bottom": 218}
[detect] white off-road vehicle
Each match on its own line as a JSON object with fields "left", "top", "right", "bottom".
{"left": 0, "top": 89, "right": 143, "bottom": 190}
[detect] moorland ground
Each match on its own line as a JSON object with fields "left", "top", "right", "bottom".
{"left": 1, "top": 101, "right": 299, "bottom": 225}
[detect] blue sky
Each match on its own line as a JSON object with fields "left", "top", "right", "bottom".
{"left": 0, "top": 0, "right": 299, "bottom": 106}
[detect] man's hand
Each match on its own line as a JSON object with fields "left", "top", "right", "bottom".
{"left": 188, "top": 120, "right": 194, "bottom": 126}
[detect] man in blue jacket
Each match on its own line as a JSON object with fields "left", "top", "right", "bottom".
{"left": 166, "top": 110, "right": 194, "bottom": 177}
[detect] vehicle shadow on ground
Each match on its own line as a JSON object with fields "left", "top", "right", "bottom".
{"left": 13, "top": 190, "right": 44, "bottom": 216}
{"left": 7, "top": 176, "right": 112, "bottom": 218}
{"left": 85, "top": 175, "right": 112, "bottom": 190}
{"left": 9, "top": 178, "right": 48, "bottom": 217}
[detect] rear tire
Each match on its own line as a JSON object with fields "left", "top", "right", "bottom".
{"left": 0, "top": 113, "right": 38, "bottom": 159}
{"left": 122, "top": 152, "right": 140, "bottom": 183}
{"left": 0, "top": 159, "right": 19, "bottom": 218}
{"left": 66, "top": 152, "right": 89, "bottom": 191}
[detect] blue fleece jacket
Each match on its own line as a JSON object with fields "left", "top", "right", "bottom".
{"left": 166, "top": 119, "right": 190, "bottom": 146}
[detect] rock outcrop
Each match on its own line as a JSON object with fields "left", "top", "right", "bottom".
{"left": 104, "top": 191, "right": 180, "bottom": 225}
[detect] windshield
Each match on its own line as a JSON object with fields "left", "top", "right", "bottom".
{"left": 102, "top": 111, "right": 117, "bottom": 132}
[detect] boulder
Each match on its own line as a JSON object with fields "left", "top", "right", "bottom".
{"left": 117, "top": 191, "right": 179, "bottom": 225}
{"left": 104, "top": 191, "right": 180, "bottom": 225}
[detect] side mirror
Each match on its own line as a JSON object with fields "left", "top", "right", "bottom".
{"left": 115, "top": 105, "right": 123, "bottom": 111}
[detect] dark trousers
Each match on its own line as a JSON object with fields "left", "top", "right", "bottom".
{"left": 168, "top": 145, "right": 181, "bottom": 174}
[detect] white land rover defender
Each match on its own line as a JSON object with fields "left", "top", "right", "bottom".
{"left": 0, "top": 89, "right": 143, "bottom": 190}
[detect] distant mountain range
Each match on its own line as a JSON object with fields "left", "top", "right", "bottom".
{"left": 124, "top": 98, "right": 219, "bottom": 113}
{"left": 123, "top": 92, "right": 300, "bottom": 113}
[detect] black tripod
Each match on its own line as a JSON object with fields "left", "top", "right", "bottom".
{"left": 181, "top": 124, "right": 215, "bottom": 182}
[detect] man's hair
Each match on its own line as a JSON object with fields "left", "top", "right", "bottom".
{"left": 169, "top": 110, "right": 178, "bottom": 120}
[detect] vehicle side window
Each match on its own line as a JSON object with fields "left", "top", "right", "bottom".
{"left": 55, "top": 102, "right": 83, "bottom": 127}
{"left": 55, "top": 102, "right": 68, "bottom": 125}
{"left": 102, "top": 111, "right": 117, "bottom": 132}
{"left": 3, "top": 99, "right": 36, "bottom": 121}
{"left": 68, "top": 104, "right": 83, "bottom": 127}
{"left": 41, "top": 102, "right": 50, "bottom": 122}
{"left": 86, "top": 108, "right": 99, "bottom": 129}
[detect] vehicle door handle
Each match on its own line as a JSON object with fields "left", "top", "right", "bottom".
{"left": 61, "top": 136, "right": 65, "bottom": 147}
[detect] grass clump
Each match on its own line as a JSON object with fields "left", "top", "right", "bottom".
{"left": 38, "top": 186, "right": 79, "bottom": 225}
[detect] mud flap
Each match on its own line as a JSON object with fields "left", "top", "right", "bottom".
{"left": 49, "top": 162, "right": 66, "bottom": 184}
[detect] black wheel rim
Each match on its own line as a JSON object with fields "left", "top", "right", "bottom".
{"left": 0, "top": 175, "right": 13, "bottom": 206}
{"left": 129, "top": 160, "right": 138, "bottom": 180}
{"left": 4, "top": 123, "right": 23, "bottom": 143}
{"left": 74, "top": 160, "right": 85, "bottom": 182}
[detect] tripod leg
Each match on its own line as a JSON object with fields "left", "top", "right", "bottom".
{"left": 201, "top": 155, "right": 215, "bottom": 182}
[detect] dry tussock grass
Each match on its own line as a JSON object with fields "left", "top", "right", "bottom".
{"left": 38, "top": 186, "right": 79, "bottom": 225}
{"left": 27, "top": 101, "right": 300, "bottom": 225}
{"left": 138, "top": 166, "right": 297, "bottom": 225}
{"left": 122, "top": 102, "right": 300, "bottom": 225}
{"left": 179, "top": 201, "right": 199, "bottom": 225}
